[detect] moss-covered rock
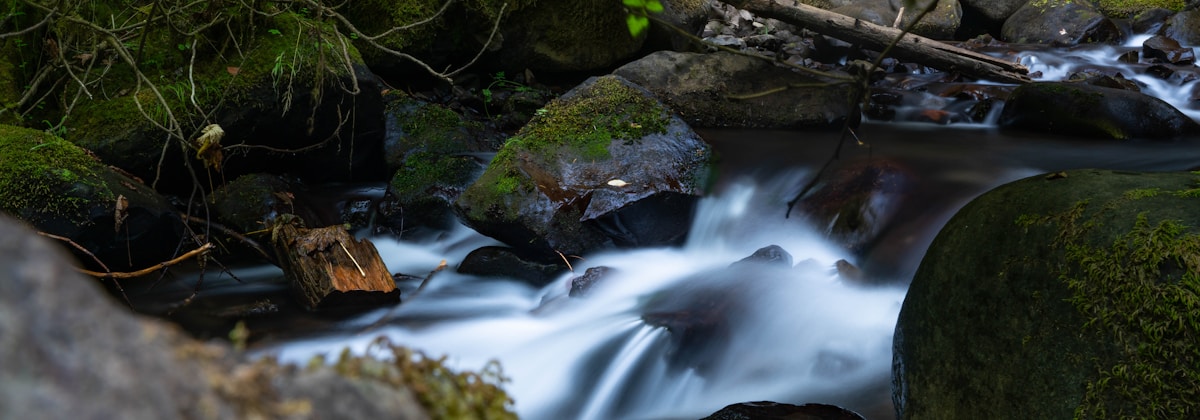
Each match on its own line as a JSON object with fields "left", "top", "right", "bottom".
{"left": 1001, "top": 0, "right": 1123, "bottom": 45}
{"left": 998, "top": 81, "right": 1200, "bottom": 140}
{"left": 1094, "top": 0, "right": 1186, "bottom": 17}
{"left": 0, "top": 124, "right": 182, "bottom": 270}
{"left": 895, "top": 169, "right": 1200, "bottom": 419}
{"left": 454, "top": 75, "right": 714, "bottom": 260}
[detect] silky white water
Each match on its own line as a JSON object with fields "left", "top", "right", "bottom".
{"left": 259, "top": 171, "right": 907, "bottom": 419}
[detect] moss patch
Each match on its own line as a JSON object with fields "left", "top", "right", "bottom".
{"left": 1096, "top": 0, "right": 1186, "bottom": 17}
{"left": 326, "top": 338, "right": 516, "bottom": 419}
{"left": 0, "top": 125, "right": 112, "bottom": 223}
{"left": 459, "top": 75, "right": 672, "bottom": 221}
{"left": 1020, "top": 177, "right": 1200, "bottom": 418}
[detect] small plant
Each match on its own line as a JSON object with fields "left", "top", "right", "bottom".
{"left": 481, "top": 71, "right": 533, "bottom": 104}
{"left": 622, "top": 0, "right": 663, "bottom": 37}
{"left": 267, "top": 28, "right": 282, "bottom": 36}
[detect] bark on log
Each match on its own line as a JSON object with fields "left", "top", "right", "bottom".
{"left": 271, "top": 221, "right": 399, "bottom": 310}
{"left": 735, "top": 0, "right": 1032, "bottom": 84}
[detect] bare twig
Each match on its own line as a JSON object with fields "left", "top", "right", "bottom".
{"left": 78, "top": 243, "right": 215, "bottom": 279}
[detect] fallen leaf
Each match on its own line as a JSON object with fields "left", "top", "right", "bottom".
{"left": 226, "top": 66, "right": 240, "bottom": 75}
{"left": 607, "top": 179, "right": 628, "bottom": 187}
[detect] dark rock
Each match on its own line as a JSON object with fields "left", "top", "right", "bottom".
{"left": 998, "top": 81, "right": 1200, "bottom": 140}
{"left": 1143, "top": 35, "right": 1195, "bottom": 65}
{"left": 960, "top": 0, "right": 1028, "bottom": 28}
{"left": 614, "top": 51, "right": 855, "bottom": 129}
{"left": 1001, "top": 0, "right": 1123, "bottom": 45}
{"left": 1130, "top": 8, "right": 1174, "bottom": 34}
{"left": 1161, "top": 7, "right": 1200, "bottom": 45}
{"left": 569, "top": 266, "right": 613, "bottom": 297}
{"left": 454, "top": 75, "right": 714, "bottom": 260}
{"left": 703, "top": 401, "right": 865, "bottom": 420}
{"left": 211, "top": 173, "right": 310, "bottom": 234}
{"left": 457, "top": 246, "right": 566, "bottom": 287}
{"left": 797, "top": 159, "right": 914, "bottom": 254}
{"left": 891, "top": 0, "right": 963, "bottom": 40}
{"left": 895, "top": 169, "right": 1200, "bottom": 419}
{"left": 0, "top": 125, "right": 183, "bottom": 271}
{"left": 730, "top": 245, "right": 794, "bottom": 268}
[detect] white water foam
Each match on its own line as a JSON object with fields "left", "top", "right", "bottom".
{"left": 260, "top": 174, "right": 906, "bottom": 419}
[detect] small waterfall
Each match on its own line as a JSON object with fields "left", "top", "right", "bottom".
{"left": 260, "top": 174, "right": 907, "bottom": 419}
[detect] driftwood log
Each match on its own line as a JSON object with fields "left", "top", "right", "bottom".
{"left": 271, "top": 219, "right": 398, "bottom": 310}
{"left": 734, "top": 0, "right": 1032, "bottom": 84}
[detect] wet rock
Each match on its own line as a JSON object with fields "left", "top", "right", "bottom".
{"left": 1161, "top": 7, "right": 1200, "bottom": 46}
{"left": 891, "top": 0, "right": 962, "bottom": 40}
{"left": 211, "top": 173, "right": 310, "bottom": 234}
{"left": 703, "top": 401, "right": 866, "bottom": 420}
{"left": 569, "top": 266, "right": 614, "bottom": 297}
{"left": 895, "top": 169, "right": 1200, "bottom": 418}
{"left": 1143, "top": 35, "right": 1195, "bottom": 65}
{"left": 457, "top": 246, "right": 566, "bottom": 287}
{"left": 797, "top": 159, "right": 914, "bottom": 254}
{"left": 0, "top": 213, "right": 437, "bottom": 419}
{"left": 454, "top": 75, "right": 714, "bottom": 260}
{"left": 730, "top": 244, "right": 794, "bottom": 268}
{"left": 0, "top": 125, "right": 183, "bottom": 271}
{"left": 998, "top": 81, "right": 1200, "bottom": 140}
{"left": 614, "top": 51, "right": 856, "bottom": 129}
{"left": 1130, "top": 8, "right": 1174, "bottom": 34}
{"left": 1001, "top": 0, "right": 1123, "bottom": 45}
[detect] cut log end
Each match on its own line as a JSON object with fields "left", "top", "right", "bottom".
{"left": 271, "top": 221, "right": 399, "bottom": 310}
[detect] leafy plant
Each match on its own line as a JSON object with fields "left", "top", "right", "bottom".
{"left": 622, "top": 0, "right": 663, "bottom": 37}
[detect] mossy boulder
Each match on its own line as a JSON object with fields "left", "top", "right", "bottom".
{"left": 614, "top": 51, "right": 855, "bottom": 129}
{"left": 1095, "top": 0, "right": 1186, "bottom": 17}
{"left": 998, "top": 81, "right": 1200, "bottom": 140}
{"left": 0, "top": 124, "right": 182, "bottom": 270}
{"left": 63, "top": 8, "right": 386, "bottom": 193}
{"left": 382, "top": 93, "right": 501, "bottom": 231}
{"left": 454, "top": 75, "right": 714, "bottom": 260}
{"left": 1001, "top": 0, "right": 1123, "bottom": 45}
{"left": 894, "top": 169, "right": 1200, "bottom": 418}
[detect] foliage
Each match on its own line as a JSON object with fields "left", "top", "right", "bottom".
{"left": 327, "top": 337, "right": 516, "bottom": 419}
{"left": 622, "top": 0, "right": 663, "bottom": 37}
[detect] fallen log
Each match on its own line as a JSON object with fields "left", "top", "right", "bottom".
{"left": 733, "top": 0, "right": 1032, "bottom": 84}
{"left": 271, "top": 217, "right": 399, "bottom": 310}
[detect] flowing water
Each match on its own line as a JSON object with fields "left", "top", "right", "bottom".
{"left": 223, "top": 39, "right": 1200, "bottom": 419}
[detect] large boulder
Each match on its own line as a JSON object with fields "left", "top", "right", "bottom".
{"left": 454, "top": 75, "right": 714, "bottom": 260}
{"left": 960, "top": 0, "right": 1028, "bottom": 28}
{"left": 614, "top": 51, "right": 855, "bottom": 129}
{"left": 1161, "top": 7, "right": 1200, "bottom": 46}
{"left": 0, "top": 212, "right": 512, "bottom": 419}
{"left": 1001, "top": 0, "right": 1123, "bottom": 45}
{"left": 998, "top": 81, "right": 1200, "bottom": 140}
{"left": 894, "top": 169, "right": 1200, "bottom": 418}
{"left": 0, "top": 125, "right": 183, "bottom": 271}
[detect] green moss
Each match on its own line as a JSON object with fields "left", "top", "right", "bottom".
{"left": 326, "top": 338, "right": 516, "bottom": 419}
{"left": 389, "top": 151, "right": 477, "bottom": 202}
{"left": 460, "top": 76, "right": 673, "bottom": 222}
{"left": 1096, "top": 0, "right": 1186, "bottom": 17}
{"left": 1025, "top": 183, "right": 1200, "bottom": 418}
{"left": 0, "top": 125, "right": 112, "bottom": 222}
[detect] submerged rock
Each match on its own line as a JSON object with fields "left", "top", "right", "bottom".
{"left": 797, "top": 159, "right": 914, "bottom": 254}
{"left": 454, "top": 75, "right": 714, "bottom": 260}
{"left": 998, "top": 81, "right": 1200, "bottom": 140}
{"left": 702, "top": 401, "right": 865, "bottom": 420}
{"left": 895, "top": 169, "right": 1200, "bottom": 418}
{"left": 457, "top": 246, "right": 565, "bottom": 287}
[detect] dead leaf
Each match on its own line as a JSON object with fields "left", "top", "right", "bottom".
{"left": 1045, "top": 171, "right": 1068, "bottom": 180}
{"left": 226, "top": 66, "right": 240, "bottom": 76}
{"left": 114, "top": 195, "right": 129, "bottom": 232}
{"left": 194, "top": 124, "right": 225, "bottom": 171}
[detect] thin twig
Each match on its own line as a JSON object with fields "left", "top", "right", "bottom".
{"left": 339, "top": 240, "right": 366, "bottom": 277}
{"left": 78, "top": 243, "right": 214, "bottom": 279}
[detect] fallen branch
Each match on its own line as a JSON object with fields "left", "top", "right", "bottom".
{"left": 733, "top": 0, "right": 1032, "bottom": 84}
{"left": 79, "top": 243, "right": 215, "bottom": 279}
